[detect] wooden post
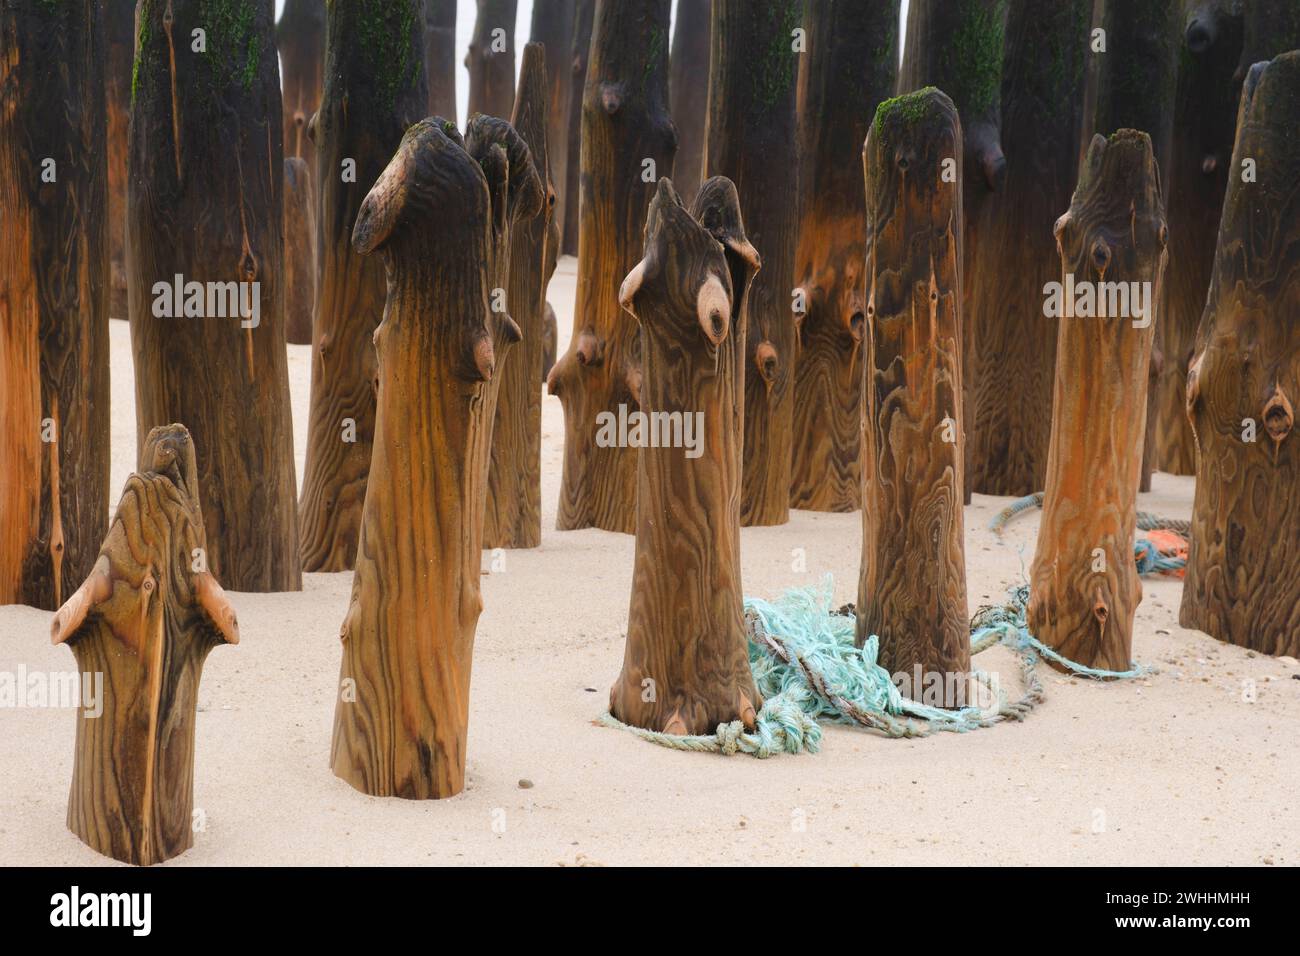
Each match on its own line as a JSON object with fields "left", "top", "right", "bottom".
{"left": 52, "top": 424, "right": 239, "bottom": 867}
{"left": 298, "top": 0, "right": 427, "bottom": 573}
{"left": 1028, "top": 130, "right": 1167, "bottom": 671}
{"left": 1181, "top": 52, "right": 1300, "bottom": 657}
{"left": 0, "top": 1, "right": 110, "bottom": 611}
{"left": 276, "top": 0, "right": 325, "bottom": 185}
{"left": 529, "top": 0, "right": 574, "bottom": 246}
{"left": 669, "top": 0, "right": 710, "bottom": 206}
{"left": 967, "top": 0, "right": 1090, "bottom": 496}
{"left": 128, "top": 0, "right": 300, "bottom": 593}
{"left": 858, "top": 89, "right": 969, "bottom": 705}
{"left": 107, "top": 1, "right": 134, "bottom": 320}
{"left": 704, "top": 0, "right": 799, "bottom": 527}
{"left": 467, "top": 0, "right": 517, "bottom": 119}
{"left": 560, "top": 0, "right": 594, "bottom": 256}
{"left": 485, "top": 43, "right": 553, "bottom": 549}
{"left": 331, "top": 118, "right": 541, "bottom": 799}
{"left": 609, "top": 176, "right": 763, "bottom": 734}
{"left": 425, "top": 0, "right": 458, "bottom": 118}
{"left": 548, "top": 0, "right": 675, "bottom": 534}
{"left": 788, "top": 0, "right": 899, "bottom": 513}
{"left": 542, "top": 302, "right": 558, "bottom": 381}
{"left": 283, "top": 157, "right": 317, "bottom": 346}
{"left": 1087, "top": 0, "right": 1180, "bottom": 494}
{"left": 898, "top": 0, "right": 1007, "bottom": 505}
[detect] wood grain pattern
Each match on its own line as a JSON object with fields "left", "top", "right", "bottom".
{"left": 668, "top": 0, "right": 710, "bottom": 207}
{"left": 425, "top": 0, "right": 458, "bottom": 118}
{"left": 560, "top": 0, "right": 594, "bottom": 256}
{"left": 898, "top": 0, "right": 1007, "bottom": 505}
{"left": 858, "top": 89, "right": 970, "bottom": 703}
{"left": 967, "top": 0, "right": 1090, "bottom": 496}
{"left": 789, "top": 0, "right": 899, "bottom": 513}
{"left": 467, "top": 0, "right": 517, "bottom": 119}
{"left": 1087, "top": 0, "right": 1180, "bottom": 493}
{"left": 283, "top": 157, "right": 316, "bottom": 345}
{"left": 331, "top": 117, "right": 541, "bottom": 799}
{"left": 529, "top": 0, "right": 574, "bottom": 246}
{"left": 53, "top": 424, "right": 239, "bottom": 866}
{"left": 107, "top": 1, "right": 134, "bottom": 319}
{"left": 298, "top": 0, "right": 426, "bottom": 572}
{"left": 705, "top": 0, "right": 798, "bottom": 527}
{"left": 548, "top": 0, "right": 676, "bottom": 534}
{"left": 1180, "top": 52, "right": 1300, "bottom": 657}
{"left": 276, "top": 0, "right": 325, "bottom": 186}
{"left": 609, "top": 176, "right": 763, "bottom": 734}
{"left": 128, "top": 0, "right": 300, "bottom": 593}
{"left": 0, "top": 0, "right": 110, "bottom": 611}
{"left": 1028, "top": 131, "right": 1167, "bottom": 671}
{"left": 485, "top": 43, "right": 552, "bottom": 549}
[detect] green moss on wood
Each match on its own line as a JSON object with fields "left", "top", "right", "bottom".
{"left": 357, "top": 0, "right": 422, "bottom": 109}
{"left": 874, "top": 85, "right": 939, "bottom": 135}
{"left": 942, "top": 0, "right": 1006, "bottom": 116}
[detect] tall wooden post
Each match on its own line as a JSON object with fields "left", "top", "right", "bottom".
{"left": 529, "top": 0, "right": 573, "bottom": 246}
{"left": 669, "top": 0, "right": 710, "bottom": 206}
{"left": 548, "top": 0, "right": 676, "bottom": 534}
{"left": 788, "top": 0, "right": 899, "bottom": 513}
{"left": 609, "top": 176, "right": 763, "bottom": 734}
{"left": 858, "top": 89, "right": 969, "bottom": 704}
{"left": 1180, "top": 52, "right": 1300, "bottom": 658}
{"left": 129, "top": 0, "right": 299, "bottom": 593}
{"left": 53, "top": 424, "right": 239, "bottom": 867}
{"left": 425, "top": 0, "right": 458, "bottom": 118}
{"left": 967, "top": 0, "right": 1090, "bottom": 496}
{"left": 331, "top": 118, "right": 542, "bottom": 799}
{"left": 276, "top": 0, "right": 325, "bottom": 184}
{"left": 485, "top": 43, "right": 553, "bottom": 549}
{"left": 283, "top": 157, "right": 317, "bottom": 346}
{"left": 0, "top": 1, "right": 110, "bottom": 611}
{"left": 560, "top": 0, "right": 594, "bottom": 256}
{"left": 704, "top": 0, "right": 798, "bottom": 527}
{"left": 898, "top": 0, "right": 1006, "bottom": 505}
{"left": 467, "top": 0, "right": 517, "bottom": 119}
{"left": 107, "top": 1, "right": 134, "bottom": 320}
{"left": 1028, "top": 131, "right": 1167, "bottom": 671}
{"left": 298, "top": 0, "right": 427, "bottom": 573}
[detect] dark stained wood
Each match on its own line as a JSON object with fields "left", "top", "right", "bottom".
{"left": 283, "top": 157, "right": 316, "bottom": 346}
{"left": 967, "top": 0, "right": 1091, "bottom": 496}
{"left": 705, "top": 0, "right": 799, "bottom": 526}
{"left": 53, "top": 424, "right": 239, "bottom": 867}
{"left": 529, "top": 0, "right": 574, "bottom": 246}
{"left": 485, "top": 43, "right": 553, "bottom": 549}
{"left": 789, "top": 0, "right": 899, "bottom": 513}
{"left": 276, "top": 0, "right": 325, "bottom": 186}
{"left": 898, "top": 0, "right": 1006, "bottom": 505}
{"left": 0, "top": 1, "right": 110, "bottom": 610}
{"left": 466, "top": 0, "right": 517, "bottom": 119}
{"left": 609, "top": 176, "right": 763, "bottom": 734}
{"left": 560, "top": 0, "right": 594, "bottom": 256}
{"left": 1029, "top": 131, "right": 1167, "bottom": 671}
{"left": 1180, "top": 52, "right": 1300, "bottom": 657}
{"left": 128, "top": 0, "right": 300, "bottom": 593}
{"left": 548, "top": 0, "right": 675, "bottom": 534}
{"left": 425, "top": 0, "right": 458, "bottom": 118}
{"left": 107, "top": 1, "right": 134, "bottom": 320}
{"left": 858, "top": 89, "right": 969, "bottom": 703}
{"left": 669, "top": 0, "right": 710, "bottom": 207}
{"left": 298, "top": 0, "right": 427, "bottom": 572}
{"left": 331, "top": 117, "right": 542, "bottom": 799}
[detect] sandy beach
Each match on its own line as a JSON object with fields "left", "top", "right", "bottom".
{"left": 1, "top": 256, "right": 1296, "bottom": 867}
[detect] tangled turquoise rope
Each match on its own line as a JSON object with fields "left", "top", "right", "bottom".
{"left": 988, "top": 492, "right": 1188, "bottom": 574}
{"left": 597, "top": 575, "right": 1153, "bottom": 758}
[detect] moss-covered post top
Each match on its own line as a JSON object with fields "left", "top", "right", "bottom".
{"left": 867, "top": 87, "right": 962, "bottom": 197}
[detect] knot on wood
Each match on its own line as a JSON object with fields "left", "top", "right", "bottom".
{"left": 1263, "top": 386, "right": 1294, "bottom": 446}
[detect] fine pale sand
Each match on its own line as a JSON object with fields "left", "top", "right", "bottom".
{"left": 2, "top": 256, "right": 1296, "bottom": 867}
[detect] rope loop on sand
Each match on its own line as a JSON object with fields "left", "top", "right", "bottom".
{"left": 598, "top": 575, "right": 1153, "bottom": 758}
